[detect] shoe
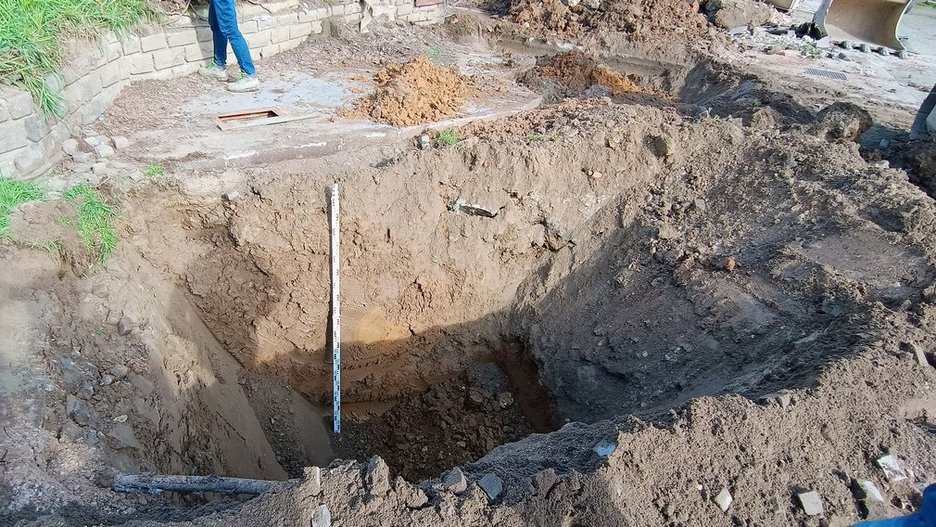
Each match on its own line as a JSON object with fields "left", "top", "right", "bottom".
{"left": 198, "top": 62, "right": 229, "bottom": 81}
{"left": 227, "top": 72, "right": 260, "bottom": 93}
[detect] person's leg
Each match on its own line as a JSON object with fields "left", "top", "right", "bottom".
{"left": 208, "top": 0, "right": 227, "bottom": 69}
{"left": 198, "top": 0, "right": 231, "bottom": 80}
{"left": 212, "top": 0, "right": 256, "bottom": 76}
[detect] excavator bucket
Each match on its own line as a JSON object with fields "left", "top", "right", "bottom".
{"left": 812, "top": 0, "right": 911, "bottom": 51}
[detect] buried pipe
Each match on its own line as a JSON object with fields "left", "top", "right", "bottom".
{"left": 113, "top": 474, "right": 291, "bottom": 495}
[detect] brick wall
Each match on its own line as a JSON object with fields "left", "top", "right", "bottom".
{"left": 0, "top": 0, "right": 446, "bottom": 180}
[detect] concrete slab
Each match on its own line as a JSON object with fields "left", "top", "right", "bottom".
{"left": 108, "top": 46, "right": 541, "bottom": 173}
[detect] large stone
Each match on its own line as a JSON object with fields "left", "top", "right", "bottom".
{"left": 98, "top": 61, "right": 122, "bottom": 88}
{"left": 166, "top": 29, "right": 198, "bottom": 47}
{"left": 304, "top": 466, "right": 322, "bottom": 495}
{"left": 24, "top": 114, "right": 50, "bottom": 142}
{"left": 94, "top": 143, "right": 115, "bottom": 158}
{"left": 441, "top": 467, "right": 467, "bottom": 493}
{"left": 532, "top": 468, "right": 557, "bottom": 495}
{"left": 111, "top": 136, "right": 131, "bottom": 150}
{"left": 139, "top": 33, "right": 167, "bottom": 52}
{"left": 593, "top": 438, "right": 618, "bottom": 458}
{"left": 365, "top": 456, "right": 391, "bottom": 496}
{"left": 798, "top": 490, "right": 824, "bottom": 516}
{"left": 117, "top": 316, "right": 134, "bottom": 336}
{"left": 310, "top": 505, "right": 331, "bottom": 527}
{"left": 130, "top": 54, "right": 155, "bottom": 75}
{"left": 705, "top": 0, "right": 772, "bottom": 29}
{"left": 4, "top": 89, "right": 34, "bottom": 119}
{"left": 714, "top": 488, "right": 733, "bottom": 512}
{"left": 478, "top": 473, "right": 503, "bottom": 500}
{"left": 812, "top": 102, "right": 873, "bottom": 142}
{"left": 107, "top": 423, "right": 142, "bottom": 450}
{"left": 59, "top": 420, "right": 84, "bottom": 442}
{"left": 14, "top": 147, "right": 44, "bottom": 174}
{"left": 0, "top": 120, "right": 28, "bottom": 154}
{"left": 855, "top": 479, "right": 891, "bottom": 520}
{"left": 66, "top": 394, "right": 91, "bottom": 426}
{"left": 153, "top": 48, "right": 185, "bottom": 71}
{"left": 877, "top": 454, "right": 908, "bottom": 482}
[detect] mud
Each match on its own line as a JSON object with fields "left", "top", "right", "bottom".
{"left": 3, "top": 3, "right": 936, "bottom": 527}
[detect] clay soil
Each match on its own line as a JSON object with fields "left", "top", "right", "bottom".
{"left": 344, "top": 56, "right": 476, "bottom": 126}
{"left": 3, "top": 3, "right": 936, "bottom": 527}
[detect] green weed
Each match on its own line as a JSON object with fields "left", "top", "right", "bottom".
{"left": 424, "top": 46, "right": 443, "bottom": 62}
{"left": 525, "top": 133, "right": 541, "bottom": 143}
{"left": 0, "top": 177, "right": 44, "bottom": 238}
{"left": 145, "top": 163, "right": 165, "bottom": 178}
{"left": 0, "top": 0, "right": 158, "bottom": 117}
{"left": 63, "top": 183, "right": 117, "bottom": 263}
{"left": 438, "top": 128, "right": 459, "bottom": 147}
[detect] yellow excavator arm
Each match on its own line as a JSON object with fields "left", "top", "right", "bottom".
{"left": 812, "top": 0, "right": 912, "bottom": 51}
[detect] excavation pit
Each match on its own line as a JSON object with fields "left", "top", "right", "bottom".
{"left": 11, "top": 92, "right": 930, "bottom": 497}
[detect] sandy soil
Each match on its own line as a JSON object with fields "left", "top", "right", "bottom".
{"left": 3, "top": 1, "right": 936, "bottom": 527}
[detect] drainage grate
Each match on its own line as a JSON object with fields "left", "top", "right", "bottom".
{"left": 805, "top": 68, "right": 847, "bottom": 81}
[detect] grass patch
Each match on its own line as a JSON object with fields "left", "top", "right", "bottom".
{"left": 424, "top": 46, "right": 443, "bottom": 63}
{"left": 0, "top": 0, "right": 158, "bottom": 117}
{"left": 145, "top": 163, "right": 165, "bottom": 178}
{"left": 63, "top": 183, "right": 117, "bottom": 263}
{"left": 438, "top": 128, "right": 459, "bottom": 147}
{"left": 0, "top": 177, "right": 44, "bottom": 238}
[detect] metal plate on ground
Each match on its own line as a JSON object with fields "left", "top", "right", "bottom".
{"left": 215, "top": 107, "right": 319, "bottom": 131}
{"left": 805, "top": 68, "right": 847, "bottom": 81}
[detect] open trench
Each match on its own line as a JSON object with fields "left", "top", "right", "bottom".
{"left": 27, "top": 42, "right": 935, "bottom": 499}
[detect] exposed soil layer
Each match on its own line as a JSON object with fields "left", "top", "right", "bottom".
{"left": 531, "top": 51, "right": 666, "bottom": 97}
{"left": 5, "top": 92, "right": 936, "bottom": 525}
{"left": 508, "top": 0, "right": 713, "bottom": 49}
{"left": 345, "top": 56, "right": 476, "bottom": 126}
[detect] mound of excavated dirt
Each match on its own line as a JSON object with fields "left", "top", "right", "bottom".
{"left": 509, "top": 0, "right": 711, "bottom": 46}
{"left": 347, "top": 56, "right": 475, "bottom": 127}
{"left": 531, "top": 51, "right": 667, "bottom": 97}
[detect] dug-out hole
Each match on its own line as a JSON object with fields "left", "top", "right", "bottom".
{"left": 331, "top": 340, "right": 560, "bottom": 482}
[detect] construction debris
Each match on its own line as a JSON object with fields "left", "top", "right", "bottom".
{"left": 798, "top": 490, "right": 824, "bottom": 516}
{"left": 478, "top": 473, "right": 504, "bottom": 500}
{"left": 714, "top": 488, "right": 733, "bottom": 512}
{"left": 877, "top": 455, "right": 909, "bottom": 482}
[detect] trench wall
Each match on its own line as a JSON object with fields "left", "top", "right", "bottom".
{"left": 0, "top": 0, "right": 446, "bottom": 180}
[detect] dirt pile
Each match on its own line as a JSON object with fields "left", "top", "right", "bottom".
{"left": 703, "top": 0, "right": 772, "bottom": 29}
{"left": 530, "top": 51, "right": 667, "bottom": 97}
{"left": 347, "top": 56, "right": 476, "bottom": 127}
{"left": 509, "top": 0, "right": 711, "bottom": 46}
